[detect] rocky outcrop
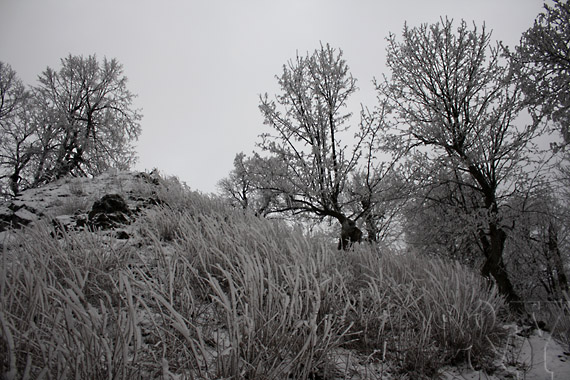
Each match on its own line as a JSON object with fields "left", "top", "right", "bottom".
{"left": 0, "top": 171, "right": 167, "bottom": 238}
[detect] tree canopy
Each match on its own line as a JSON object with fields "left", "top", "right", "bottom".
{"left": 33, "top": 55, "right": 142, "bottom": 184}
{"left": 0, "top": 55, "right": 142, "bottom": 195}
{"left": 512, "top": 0, "right": 570, "bottom": 146}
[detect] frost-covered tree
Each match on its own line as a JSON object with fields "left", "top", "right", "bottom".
{"left": 0, "top": 62, "right": 28, "bottom": 123}
{"left": 223, "top": 44, "right": 397, "bottom": 248}
{"left": 512, "top": 0, "right": 570, "bottom": 147}
{"left": 0, "top": 62, "right": 35, "bottom": 196}
{"left": 504, "top": 187, "right": 569, "bottom": 301}
{"left": 218, "top": 152, "right": 284, "bottom": 217}
{"left": 0, "top": 56, "right": 142, "bottom": 194}
{"left": 379, "top": 18, "right": 546, "bottom": 307}
{"left": 402, "top": 163, "right": 484, "bottom": 266}
{"left": 31, "top": 55, "right": 142, "bottom": 185}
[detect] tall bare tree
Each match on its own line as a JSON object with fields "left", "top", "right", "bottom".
{"left": 505, "top": 0, "right": 570, "bottom": 302}
{"left": 0, "top": 62, "right": 34, "bottom": 196}
{"left": 32, "top": 55, "right": 142, "bottom": 185}
{"left": 379, "top": 18, "right": 545, "bottom": 308}
{"left": 234, "top": 44, "right": 396, "bottom": 248}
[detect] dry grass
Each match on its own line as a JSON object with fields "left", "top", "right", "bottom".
{"left": 0, "top": 225, "right": 146, "bottom": 379}
{"left": 0, "top": 173, "right": 513, "bottom": 379}
{"left": 338, "top": 249, "right": 507, "bottom": 377}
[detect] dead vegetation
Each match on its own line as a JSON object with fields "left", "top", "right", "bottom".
{"left": 0, "top": 172, "right": 513, "bottom": 379}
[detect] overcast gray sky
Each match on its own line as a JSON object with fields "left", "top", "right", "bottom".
{"left": 0, "top": 0, "right": 545, "bottom": 193}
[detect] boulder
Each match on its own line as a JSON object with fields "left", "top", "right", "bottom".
{"left": 88, "top": 194, "right": 132, "bottom": 230}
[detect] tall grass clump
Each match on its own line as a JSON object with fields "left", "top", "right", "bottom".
{"left": 337, "top": 246, "right": 507, "bottom": 377}
{"left": 136, "top": 195, "right": 508, "bottom": 378}
{"left": 0, "top": 224, "right": 152, "bottom": 379}
{"left": 135, "top": 201, "right": 354, "bottom": 379}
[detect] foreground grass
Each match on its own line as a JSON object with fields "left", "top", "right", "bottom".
{"left": 1, "top": 175, "right": 508, "bottom": 379}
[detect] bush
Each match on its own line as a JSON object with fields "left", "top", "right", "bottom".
{"left": 337, "top": 248, "right": 507, "bottom": 377}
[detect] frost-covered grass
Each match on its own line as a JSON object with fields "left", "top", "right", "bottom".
{"left": 0, "top": 173, "right": 509, "bottom": 379}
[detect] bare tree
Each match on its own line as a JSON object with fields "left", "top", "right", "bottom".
{"left": 0, "top": 62, "right": 34, "bottom": 196}
{"left": 31, "top": 55, "right": 142, "bottom": 185}
{"left": 252, "top": 43, "right": 395, "bottom": 248}
{"left": 218, "top": 152, "right": 283, "bottom": 217}
{"left": 218, "top": 153, "right": 255, "bottom": 210}
{"left": 379, "top": 18, "right": 546, "bottom": 308}
{"left": 504, "top": 184, "right": 569, "bottom": 301}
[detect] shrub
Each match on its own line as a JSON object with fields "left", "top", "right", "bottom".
{"left": 523, "top": 296, "right": 570, "bottom": 352}
{"left": 338, "top": 247, "right": 507, "bottom": 377}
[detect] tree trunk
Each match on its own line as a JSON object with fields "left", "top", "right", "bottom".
{"left": 480, "top": 223, "right": 524, "bottom": 313}
{"left": 365, "top": 215, "right": 378, "bottom": 243}
{"left": 548, "top": 221, "right": 569, "bottom": 299}
{"left": 337, "top": 216, "right": 363, "bottom": 250}
{"left": 9, "top": 171, "right": 20, "bottom": 196}
{"left": 361, "top": 199, "right": 378, "bottom": 243}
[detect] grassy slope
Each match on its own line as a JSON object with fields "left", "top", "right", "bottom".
{"left": 0, "top": 172, "right": 508, "bottom": 379}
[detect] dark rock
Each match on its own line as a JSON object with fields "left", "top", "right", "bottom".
{"left": 115, "top": 230, "right": 130, "bottom": 239}
{"left": 89, "top": 211, "right": 130, "bottom": 230}
{"left": 0, "top": 204, "right": 39, "bottom": 232}
{"left": 90, "top": 194, "right": 131, "bottom": 216}
{"left": 88, "top": 194, "right": 132, "bottom": 230}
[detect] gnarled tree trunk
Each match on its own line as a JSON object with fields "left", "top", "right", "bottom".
{"left": 479, "top": 222, "right": 523, "bottom": 313}
{"left": 338, "top": 216, "right": 363, "bottom": 250}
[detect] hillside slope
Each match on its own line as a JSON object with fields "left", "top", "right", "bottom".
{"left": 0, "top": 171, "right": 567, "bottom": 379}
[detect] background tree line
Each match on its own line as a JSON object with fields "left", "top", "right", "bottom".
{"left": 0, "top": 54, "right": 142, "bottom": 196}
{"left": 219, "top": 1, "right": 570, "bottom": 309}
